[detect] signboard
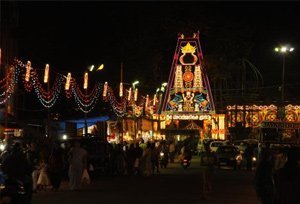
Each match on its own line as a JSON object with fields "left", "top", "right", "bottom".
{"left": 166, "top": 114, "right": 211, "bottom": 120}
{"left": 261, "top": 121, "right": 300, "bottom": 129}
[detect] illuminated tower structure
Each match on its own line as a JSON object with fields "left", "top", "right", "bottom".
{"left": 160, "top": 33, "right": 225, "bottom": 140}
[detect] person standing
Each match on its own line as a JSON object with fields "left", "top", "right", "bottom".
{"left": 26, "top": 142, "right": 40, "bottom": 193}
{"left": 37, "top": 159, "right": 50, "bottom": 191}
{"left": 48, "top": 142, "right": 64, "bottom": 191}
{"left": 169, "top": 141, "right": 175, "bottom": 163}
{"left": 244, "top": 144, "right": 254, "bottom": 170}
{"left": 2, "top": 142, "right": 33, "bottom": 204}
{"left": 200, "top": 145, "right": 216, "bottom": 200}
{"left": 274, "top": 148, "right": 300, "bottom": 204}
{"left": 141, "top": 142, "right": 152, "bottom": 176}
{"left": 254, "top": 149, "right": 275, "bottom": 204}
{"left": 68, "top": 141, "right": 87, "bottom": 191}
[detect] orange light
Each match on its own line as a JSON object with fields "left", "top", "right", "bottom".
{"left": 25, "top": 61, "right": 31, "bottom": 82}
{"left": 83, "top": 72, "right": 88, "bottom": 90}
{"left": 65, "top": 73, "right": 71, "bottom": 90}
{"left": 44, "top": 64, "right": 49, "bottom": 83}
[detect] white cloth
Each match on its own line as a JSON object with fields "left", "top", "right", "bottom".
{"left": 37, "top": 166, "right": 50, "bottom": 185}
{"left": 81, "top": 168, "right": 90, "bottom": 184}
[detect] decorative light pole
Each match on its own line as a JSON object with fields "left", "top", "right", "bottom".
{"left": 132, "top": 80, "right": 139, "bottom": 139}
{"left": 274, "top": 45, "right": 294, "bottom": 103}
{"left": 84, "top": 64, "right": 104, "bottom": 136}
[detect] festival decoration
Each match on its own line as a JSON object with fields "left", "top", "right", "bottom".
{"left": 119, "top": 82, "right": 123, "bottom": 97}
{"left": 161, "top": 33, "right": 215, "bottom": 114}
{"left": 25, "top": 61, "right": 31, "bottom": 82}
{"left": 103, "top": 82, "right": 108, "bottom": 97}
{"left": 134, "top": 88, "right": 138, "bottom": 102}
{"left": 44, "top": 64, "right": 49, "bottom": 83}
{"left": 65, "top": 73, "right": 71, "bottom": 91}
{"left": 84, "top": 72, "right": 88, "bottom": 90}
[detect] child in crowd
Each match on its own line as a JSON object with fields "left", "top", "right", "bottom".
{"left": 37, "top": 159, "right": 50, "bottom": 191}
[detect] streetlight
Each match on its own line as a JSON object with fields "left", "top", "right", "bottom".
{"left": 132, "top": 80, "right": 139, "bottom": 89}
{"left": 274, "top": 45, "right": 294, "bottom": 103}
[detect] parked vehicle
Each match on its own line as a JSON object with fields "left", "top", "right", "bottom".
{"left": 209, "top": 141, "right": 225, "bottom": 152}
{"left": 216, "top": 145, "right": 240, "bottom": 169}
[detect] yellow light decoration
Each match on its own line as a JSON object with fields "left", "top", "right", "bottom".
{"left": 65, "top": 73, "right": 71, "bottom": 90}
{"left": 119, "top": 82, "right": 123, "bottom": 97}
{"left": 25, "top": 61, "right": 31, "bottom": 82}
{"left": 97, "top": 64, "right": 104, "bottom": 71}
{"left": 103, "top": 82, "right": 108, "bottom": 97}
{"left": 145, "top": 94, "right": 149, "bottom": 108}
{"left": 134, "top": 88, "right": 138, "bottom": 101}
{"left": 128, "top": 88, "right": 132, "bottom": 101}
{"left": 181, "top": 42, "right": 196, "bottom": 54}
{"left": 153, "top": 94, "right": 157, "bottom": 106}
{"left": 44, "top": 64, "right": 49, "bottom": 83}
{"left": 83, "top": 72, "right": 88, "bottom": 90}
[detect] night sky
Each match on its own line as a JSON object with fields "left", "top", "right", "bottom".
{"left": 3, "top": 1, "right": 300, "bottom": 107}
{"left": 13, "top": 2, "right": 300, "bottom": 88}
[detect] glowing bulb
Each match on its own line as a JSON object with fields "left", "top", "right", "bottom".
{"left": 84, "top": 72, "right": 88, "bottom": 90}
{"left": 119, "top": 82, "right": 123, "bottom": 97}
{"left": 65, "top": 73, "right": 71, "bottom": 90}
{"left": 62, "top": 134, "right": 68, "bottom": 140}
{"left": 134, "top": 88, "right": 138, "bottom": 101}
{"left": 89, "top": 65, "right": 95, "bottom": 72}
{"left": 128, "top": 88, "right": 132, "bottom": 101}
{"left": 97, "top": 64, "right": 104, "bottom": 71}
{"left": 25, "top": 61, "right": 31, "bottom": 82}
{"left": 44, "top": 64, "right": 49, "bottom": 83}
{"left": 103, "top": 82, "right": 108, "bottom": 97}
{"left": 281, "top": 47, "right": 287, "bottom": 52}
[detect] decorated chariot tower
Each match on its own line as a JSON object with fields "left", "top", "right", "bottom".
{"left": 159, "top": 33, "right": 225, "bottom": 140}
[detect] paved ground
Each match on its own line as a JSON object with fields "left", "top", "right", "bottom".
{"left": 32, "top": 156, "right": 260, "bottom": 204}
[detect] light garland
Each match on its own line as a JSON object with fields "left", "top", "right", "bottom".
{"left": 2, "top": 59, "right": 151, "bottom": 117}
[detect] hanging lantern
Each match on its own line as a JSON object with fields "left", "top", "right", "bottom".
{"left": 128, "top": 88, "right": 132, "bottom": 101}
{"left": 134, "top": 88, "right": 138, "bottom": 101}
{"left": 145, "top": 94, "right": 149, "bottom": 108}
{"left": 153, "top": 94, "right": 157, "bottom": 106}
{"left": 103, "top": 82, "right": 108, "bottom": 97}
{"left": 25, "top": 61, "right": 31, "bottom": 82}
{"left": 44, "top": 64, "right": 49, "bottom": 83}
{"left": 83, "top": 72, "right": 88, "bottom": 90}
{"left": 65, "top": 72, "right": 71, "bottom": 90}
{"left": 119, "top": 82, "right": 123, "bottom": 97}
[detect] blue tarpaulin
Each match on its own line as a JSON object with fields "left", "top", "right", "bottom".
{"left": 58, "top": 115, "right": 110, "bottom": 130}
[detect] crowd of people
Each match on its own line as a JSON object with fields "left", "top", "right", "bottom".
{"left": 254, "top": 144, "right": 300, "bottom": 204}
{"left": 1, "top": 137, "right": 298, "bottom": 204}
{"left": 0, "top": 137, "right": 190, "bottom": 199}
